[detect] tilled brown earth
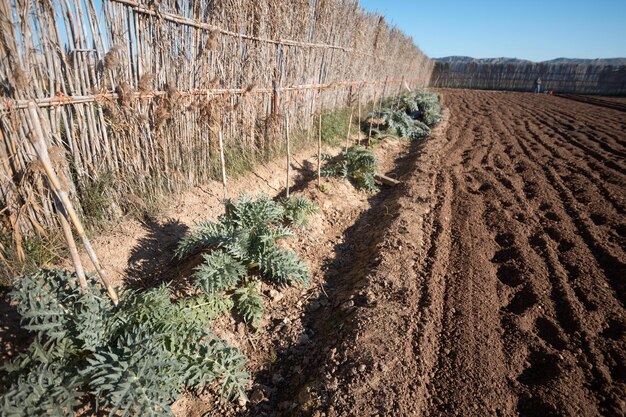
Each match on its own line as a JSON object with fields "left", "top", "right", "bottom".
{"left": 273, "top": 90, "right": 625, "bottom": 417}
{"left": 419, "top": 91, "right": 626, "bottom": 416}
{"left": 557, "top": 94, "right": 626, "bottom": 112}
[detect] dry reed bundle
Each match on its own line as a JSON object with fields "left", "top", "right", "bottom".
{"left": 0, "top": 0, "right": 434, "bottom": 263}
{"left": 431, "top": 60, "right": 626, "bottom": 94}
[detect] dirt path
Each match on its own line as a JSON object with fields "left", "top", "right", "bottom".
{"left": 289, "top": 90, "right": 625, "bottom": 417}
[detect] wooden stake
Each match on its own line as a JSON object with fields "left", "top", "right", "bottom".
{"left": 395, "top": 76, "right": 405, "bottom": 109}
{"left": 368, "top": 88, "right": 378, "bottom": 146}
{"left": 272, "top": 67, "right": 280, "bottom": 149}
{"left": 218, "top": 129, "right": 227, "bottom": 198}
{"left": 345, "top": 86, "right": 353, "bottom": 151}
{"left": 345, "top": 110, "right": 353, "bottom": 152}
{"left": 26, "top": 103, "right": 118, "bottom": 305}
{"left": 56, "top": 202, "right": 87, "bottom": 288}
{"left": 378, "top": 77, "right": 389, "bottom": 132}
{"left": 374, "top": 173, "right": 400, "bottom": 186}
{"left": 317, "top": 109, "right": 322, "bottom": 187}
{"left": 285, "top": 114, "right": 291, "bottom": 198}
{"left": 357, "top": 84, "right": 362, "bottom": 146}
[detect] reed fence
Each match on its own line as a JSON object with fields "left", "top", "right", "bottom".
{"left": 0, "top": 0, "right": 433, "bottom": 257}
{"left": 430, "top": 60, "right": 626, "bottom": 94}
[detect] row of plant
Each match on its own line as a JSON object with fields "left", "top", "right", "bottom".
{"left": 0, "top": 94, "right": 370, "bottom": 415}
{"left": 0, "top": 194, "right": 319, "bottom": 416}
{"left": 0, "top": 89, "right": 442, "bottom": 415}
{"left": 320, "top": 89, "right": 443, "bottom": 191}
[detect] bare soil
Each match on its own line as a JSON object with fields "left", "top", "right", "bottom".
{"left": 557, "top": 94, "right": 626, "bottom": 112}
{"left": 277, "top": 90, "right": 625, "bottom": 417}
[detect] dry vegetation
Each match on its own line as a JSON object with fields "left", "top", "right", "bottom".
{"left": 0, "top": 0, "right": 433, "bottom": 266}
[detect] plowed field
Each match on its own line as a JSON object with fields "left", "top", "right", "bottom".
{"left": 291, "top": 90, "right": 626, "bottom": 417}
{"left": 422, "top": 91, "right": 626, "bottom": 416}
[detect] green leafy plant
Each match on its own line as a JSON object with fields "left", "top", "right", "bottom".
{"left": 0, "top": 269, "right": 247, "bottom": 417}
{"left": 366, "top": 89, "right": 442, "bottom": 142}
{"left": 411, "top": 89, "right": 444, "bottom": 126}
{"left": 282, "top": 195, "right": 320, "bottom": 228}
{"left": 1, "top": 361, "right": 82, "bottom": 417}
{"left": 368, "top": 108, "right": 431, "bottom": 141}
{"left": 321, "top": 146, "right": 378, "bottom": 192}
{"left": 234, "top": 282, "right": 264, "bottom": 325}
{"left": 176, "top": 194, "right": 315, "bottom": 326}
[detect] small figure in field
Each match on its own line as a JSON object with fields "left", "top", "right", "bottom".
{"left": 535, "top": 77, "right": 542, "bottom": 93}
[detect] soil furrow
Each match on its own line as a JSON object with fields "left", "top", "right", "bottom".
{"left": 415, "top": 90, "right": 625, "bottom": 417}
{"left": 210, "top": 90, "right": 626, "bottom": 417}
{"left": 506, "top": 116, "right": 626, "bottom": 307}
{"left": 511, "top": 95, "right": 626, "bottom": 148}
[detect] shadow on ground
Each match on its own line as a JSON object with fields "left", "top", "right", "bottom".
{"left": 244, "top": 138, "right": 427, "bottom": 416}
{"left": 123, "top": 218, "right": 191, "bottom": 294}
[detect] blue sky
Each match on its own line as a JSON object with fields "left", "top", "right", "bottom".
{"left": 359, "top": 0, "right": 626, "bottom": 61}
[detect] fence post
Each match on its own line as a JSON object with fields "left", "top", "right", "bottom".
{"left": 285, "top": 113, "right": 291, "bottom": 198}
{"left": 345, "top": 85, "right": 353, "bottom": 151}
{"left": 318, "top": 99, "right": 323, "bottom": 188}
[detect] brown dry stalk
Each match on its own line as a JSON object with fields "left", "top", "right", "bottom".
{"left": 26, "top": 103, "right": 118, "bottom": 305}
{"left": 0, "top": 0, "right": 435, "bottom": 257}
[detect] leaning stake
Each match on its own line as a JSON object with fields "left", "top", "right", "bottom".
{"left": 26, "top": 103, "right": 118, "bottom": 305}
{"left": 218, "top": 129, "right": 227, "bottom": 198}
{"left": 56, "top": 201, "right": 88, "bottom": 289}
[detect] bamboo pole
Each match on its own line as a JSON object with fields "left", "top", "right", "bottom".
{"left": 26, "top": 103, "right": 118, "bottom": 305}
{"left": 218, "top": 129, "right": 227, "bottom": 199}
{"left": 317, "top": 108, "right": 322, "bottom": 188}
{"left": 285, "top": 113, "right": 291, "bottom": 198}
{"left": 368, "top": 87, "right": 378, "bottom": 146}
{"left": 0, "top": 78, "right": 422, "bottom": 112}
{"left": 357, "top": 84, "right": 362, "bottom": 146}
{"left": 345, "top": 86, "right": 353, "bottom": 151}
{"left": 4, "top": 81, "right": 379, "bottom": 112}
{"left": 376, "top": 77, "right": 389, "bottom": 133}
{"left": 56, "top": 202, "right": 87, "bottom": 288}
